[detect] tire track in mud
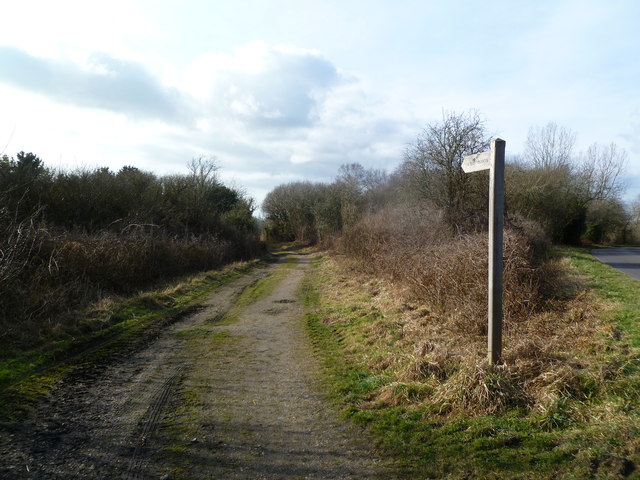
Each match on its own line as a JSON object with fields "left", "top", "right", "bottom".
{"left": 124, "top": 366, "right": 186, "bottom": 480}
{"left": 0, "top": 267, "right": 269, "bottom": 479}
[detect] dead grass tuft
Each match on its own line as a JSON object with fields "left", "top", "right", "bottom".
{"left": 401, "top": 341, "right": 458, "bottom": 382}
{"left": 431, "top": 360, "right": 532, "bottom": 415}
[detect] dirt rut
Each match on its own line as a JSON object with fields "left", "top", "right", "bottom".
{"left": 0, "top": 253, "right": 393, "bottom": 479}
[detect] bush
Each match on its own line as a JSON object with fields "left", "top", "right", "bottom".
{"left": 0, "top": 222, "right": 263, "bottom": 350}
{"left": 0, "top": 153, "right": 264, "bottom": 350}
{"left": 0, "top": 207, "right": 55, "bottom": 346}
{"left": 341, "top": 205, "right": 555, "bottom": 331}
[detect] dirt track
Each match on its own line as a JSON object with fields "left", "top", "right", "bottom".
{"left": 0, "top": 252, "right": 393, "bottom": 479}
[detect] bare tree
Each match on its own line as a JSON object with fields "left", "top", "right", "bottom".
{"left": 262, "top": 181, "right": 326, "bottom": 243}
{"left": 578, "top": 142, "right": 627, "bottom": 202}
{"left": 187, "top": 155, "right": 220, "bottom": 191}
{"left": 509, "top": 123, "right": 628, "bottom": 243}
{"left": 524, "top": 122, "right": 576, "bottom": 169}
{"left": 400, "top": 110, "right": 490, "bottom": 230}
{"left": 335, "top": 163, "right": 388, "bottom": 227}
{"left": 336, "top": 163, "right": 387, "bottom": 195}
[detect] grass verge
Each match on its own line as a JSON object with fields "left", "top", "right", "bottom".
{"left": 0, "top": 259, "right": 266, "bottom": 422}
{"left": 563, "top": 248, "right": 640, "bottom": 346}
{"left": 302, "top": 251, "right": 640, "bottom": 479}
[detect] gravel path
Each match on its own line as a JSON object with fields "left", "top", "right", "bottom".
{"left": 0, "top": 252, "right": 395, "bottom": 479}
{"left": 161, "top": 251, "right": 392, "bottom": 479}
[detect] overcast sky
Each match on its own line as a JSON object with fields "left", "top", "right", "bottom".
{"left": 1, "top": 0, "right": 639, "bottom": 206}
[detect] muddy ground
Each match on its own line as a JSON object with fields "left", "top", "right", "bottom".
{"left": 0, "top": 252, "right": 396, "bottom": 479}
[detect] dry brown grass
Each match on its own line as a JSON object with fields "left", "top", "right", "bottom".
{"left": 0, "top": 220, "right": 263, "bottom": 350}
{"left": 342, "top": 206, "right": 558, "bottom": 334}
{"left": 314, "top": 252, "right": 628, "bottom": 417}
{"left": 316, "top": 206, "right": 635, "bottom": 416}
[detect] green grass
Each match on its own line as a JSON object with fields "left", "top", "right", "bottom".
{"left": 563, "top": 247, "right": 640, "bottom": 346}
{"left": 0, "top": 259, "right": 266, "bottom": 421}
{"left": 302, "top": 252, "right": 640, "bottom": 479}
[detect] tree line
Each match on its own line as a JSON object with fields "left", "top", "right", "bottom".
{"left": 0, "top": 154, "right": 262, "bottom": 349}
{"left": 0, "top": 153, "right": 256, "bottom": 238}
{"left": 263, "top": 111, "right": 636, "bottom": 246}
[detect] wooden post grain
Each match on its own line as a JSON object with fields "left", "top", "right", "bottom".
{"left": 488, "top": 138, "right": 505, "bottom": 364}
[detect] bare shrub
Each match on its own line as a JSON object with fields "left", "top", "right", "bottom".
{"left": 55, "top": 232, "right": 235, "bottom": 293}
{"left": 1, "top": 155, "right": 263, "bottom": 351}
{"left": 332, "top": 203, "right": 625, "bottom": 415}
{"left": 342, "top": 205, "right": 555, "bottom": 332}
{"left": 0, "top": 207, "right": 56, "bottom": 342}
{"left": 1, "top": 220, "right": 263, "bottom": 350}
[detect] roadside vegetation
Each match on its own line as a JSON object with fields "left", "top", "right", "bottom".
{"left": 0, "top": 154, "right": 263, "bottom": 353}
{"left": 263, "top": 110, "right": 639, "bottom": 477}
{"left": 302, "top": 250, "right": 640, "bottom": 478}
{"left": 0, "top": 153, "right": 265, "bottom": 418}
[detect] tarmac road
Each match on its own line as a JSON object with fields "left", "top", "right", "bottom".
{"left": 591, "top": 247, "right": 640, "bottom": 281}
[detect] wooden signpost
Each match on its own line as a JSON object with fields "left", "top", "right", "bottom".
{"left": 462, "top": 138, "right": 505, "bottom": 364}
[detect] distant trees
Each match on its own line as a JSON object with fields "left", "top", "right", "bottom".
{"left": 262, "top": 163, "right": 389, "bottom": 244}
{"left": 263, "top": 116, "right": 630, "bottom": 247}
{"left": 507, "top": 123, "right": 627, "bottom": 243}
{"left": 335, "top": 163, "right": 388, "bottom": 226}
{"left": 0, "top": 151, "right": 49, "bottom": 217}
{"left": 262, "top": 182, "right": 322, "bottom": 243}
{"left": 0, "top": 153, "right": 257, "bottom": 237}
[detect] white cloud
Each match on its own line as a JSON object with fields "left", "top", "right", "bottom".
{"left": 183, "top": 41, "right": 344, "bottom": 129}
{"left": 0, "top": 0, "right": 158, "bottom": 60}
{"left": 1, "top": 0, "right": 636, "bottom": 209}
{"left": 166, "top": 41, "right": 416, "bottom": 199}
{"left": 0, "top": 39, "right": 411, "bottom": 207}
{"left": 0, "top": 47, "right": 189, "bottom": 122}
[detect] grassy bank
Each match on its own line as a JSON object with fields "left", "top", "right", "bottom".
{"left": 565, "top": 248, "right": 640, "bottom": 346}
{"left": 0, "top": 258, "right": 267, "bottom": 422}
{"left": 302, "top": 250, "right": 640, "bottom": 479}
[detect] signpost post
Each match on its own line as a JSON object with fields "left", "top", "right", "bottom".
{"left": 462, "top": 138, "right": 505, "bottom": 364}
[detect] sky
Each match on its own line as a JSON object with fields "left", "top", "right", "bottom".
{"left": 1, "top": 0, "right": 639, "bottom": 207}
